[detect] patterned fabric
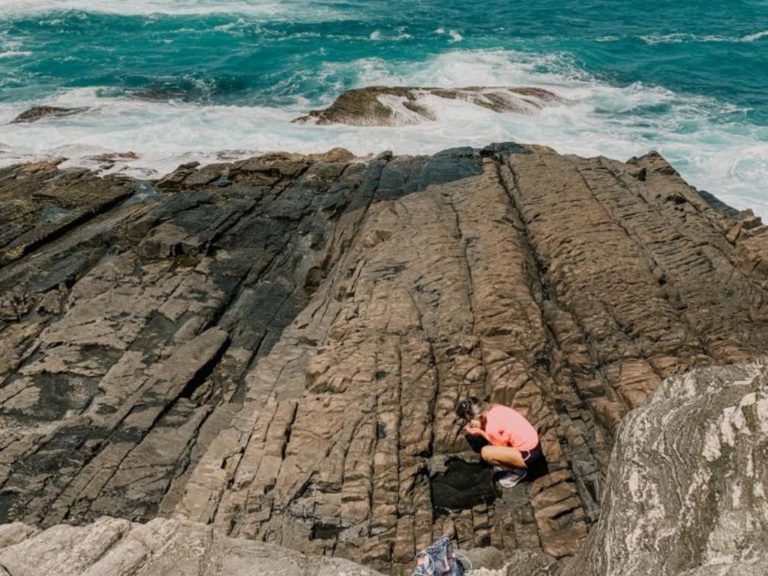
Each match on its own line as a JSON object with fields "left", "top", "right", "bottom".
{"left": 410, "top": 535, "right": 465, "bottom": 576}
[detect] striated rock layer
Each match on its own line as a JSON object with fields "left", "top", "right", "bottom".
{"left": 563, "top": 362, "right": 768, "bottom": 576}
{"left": 0, "top": 516, "right": 384, "bottom": 576}
{"left": 2, "top": 144, "right": 768, "bottom": 573}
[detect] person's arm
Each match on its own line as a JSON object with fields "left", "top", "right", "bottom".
{"left": 464, "top": 421, "right": 491, "bottom": 443}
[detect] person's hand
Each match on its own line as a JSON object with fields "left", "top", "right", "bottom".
{"left": 464, "top": 420, "right": 483, "bottom": 436}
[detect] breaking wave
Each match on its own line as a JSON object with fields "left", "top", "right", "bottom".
{"left": 1, "top": 49, "right": 765, "bottom": 214}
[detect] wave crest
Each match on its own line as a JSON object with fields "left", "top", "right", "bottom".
{"left": 0, "top": 0, "right": 344, "bottom": 19}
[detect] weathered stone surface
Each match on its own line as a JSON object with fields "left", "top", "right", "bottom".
{"left": 562, "top": 362, "right": 768, "bottom": 576}
{"left": 462, "top": 550, "right": 558, "bottom": 576}
{"left": 2, "top": 144, "right": 768, "bottom": 574}
{"left": 294, "top": 86, "right": 560, "bottom": 126}
{"left": 0, "top": 516, "right": 384, "bottom": 575}
{"left": 10, "top": 106, "right": 88, "bottom": 124}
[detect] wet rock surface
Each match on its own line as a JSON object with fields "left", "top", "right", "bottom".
{"left": 430, "top": 459, "right": 496, "bottom": 514}
{"left": 1, "top": 144, "right": 768, "bottom": 573}
{"left": 10, "top": 106, "right": 89, "bottom": 124}
{"left": 293, "top": 86, "right": 559, "bottom": 126}
{"left": 562, "top": 362, "right": 768, "bottom": 576}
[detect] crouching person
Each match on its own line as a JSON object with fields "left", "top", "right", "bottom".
{"left": 456, "top": 396, "right": 549, "bottom": 487}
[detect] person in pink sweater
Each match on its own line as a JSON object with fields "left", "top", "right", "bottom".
{"left": 456, "top": 396, "right": 549, "bottom": 488}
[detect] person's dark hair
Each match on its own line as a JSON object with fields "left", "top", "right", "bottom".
{"left": 455, "top": 396, "right": 488, "bottom": 422}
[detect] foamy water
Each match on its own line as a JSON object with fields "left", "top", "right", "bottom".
{"left": 0, "top": 2, "right": 766, "bottom": 213}
{"left": 0, "top": 0, "right": 348, "bottom": 18}
{"left": 2, "top": 49, "right": 765, "bottom": 213}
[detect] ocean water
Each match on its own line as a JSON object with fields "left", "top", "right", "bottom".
{"left": 0, "top": 0, "right": 766, "bottom": 211}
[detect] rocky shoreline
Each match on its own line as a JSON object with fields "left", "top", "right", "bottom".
{"left": 1, "top": 143, "right": 768, "bottom": 574}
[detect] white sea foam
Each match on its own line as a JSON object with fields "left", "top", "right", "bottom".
{"left": 435, "top": 27, "right": 464, "bottom": 43}
{"left": 742, "top": 30, "right": 768, "bottom": 42}
{"left": 0, "top": 0, "right": 348, "bottom": 19}
{"left": 368, "top": 29, "right": 412, "bottom": 42}
{"left": 641, "top": 31, "right": 768, "bottom": 44}
{"left": 0, "top": 50, "right": 32, "bottom": 58}
{"left": 0, "top": 50, "right": 766, "bottom": 215}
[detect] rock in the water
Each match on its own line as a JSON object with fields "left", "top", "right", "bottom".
{"left": 0, "top": 516, "right": 384, "bottom": 576}
{"left": 11, "top": 106, "right": 88, "bottom": 124}
{"left": 562, "top": 362, "right": 768, "bottom": 576}
{"left": 1, "top": 144, "right": 768, "bottom": 574}
{"left": 293, "top": 86, "right": 560, "bottom": 126}
{"left": 87, "top": 151, "right": 140, "bottom": 164}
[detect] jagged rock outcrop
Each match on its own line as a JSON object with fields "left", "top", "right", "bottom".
{"left": 562, "top": 362, "right": 768, "bottom": 576}
{"left": 0, "top": 516, "right": 384, "bottom": 575}
{"left": 10, "top": 106, "right": 88, "bottom": 124}
{"left": 293, "top": 87, "right": 559, "bottom": 126}
{"left": 2, "top": 144, "right": 768, "bottom": 574}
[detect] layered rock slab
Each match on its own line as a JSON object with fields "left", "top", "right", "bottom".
{"left": 562, "top": 362, "right": 768, "bottom": 576}
{"left": 2, "top": 144, "right": 768, "bottom": 573}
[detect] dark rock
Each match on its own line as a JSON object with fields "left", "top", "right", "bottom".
{"left": 11, "top": 106, "right": 88, "bottom": 124}
{"left": 87, "top": 151, "right": 140, "bottom": 164}
{"left": 430, "top": 458, "right": 496, "bottom": 514}
{"left": 697, "top": 189, "right": 739, "bottom": 217}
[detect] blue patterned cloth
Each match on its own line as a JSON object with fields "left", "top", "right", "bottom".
{"left": 410, "top": 535, "right": 465, "bottom": 576}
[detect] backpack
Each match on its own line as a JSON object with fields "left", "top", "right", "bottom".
{"left": 410, "top": 535, "right": 467, "bottom": 576}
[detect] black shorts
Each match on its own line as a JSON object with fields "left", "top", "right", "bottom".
{"left": 521, "top": 442, "right": 549, "bottom": 481}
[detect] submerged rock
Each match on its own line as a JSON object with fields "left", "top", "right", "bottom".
{"left": 87, "top": 151, "right": 140, "bottom": 164}
{"left": 563, "top": 362, "right": 768, "bottom": 576}
{"left": 293, "top": 86, "right": 560, "bottom": 126}
{"left": 10, "top": 105, "right": 88, "bottom": 124}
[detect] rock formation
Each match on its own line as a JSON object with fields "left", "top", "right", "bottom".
{"left": 293, "top": 87, "right": 559, "bottom": 126}
{"left": 10, "top": 106, "right": 88, "bottom": 124}
{"left": 4, "top": 362, "right": 764, "bottom": 576}
{"left": 0, "top": 516, "right": 384, "bottom": 576}
{"left": 562, "top": 362, "right": 768, "bottom": 576}
{"left": 2, "top": 143, "right": 768, "bottom": 574}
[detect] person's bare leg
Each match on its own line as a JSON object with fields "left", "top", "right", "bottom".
{"left": 481, "top": 445, "right": 526, "bottom": 469}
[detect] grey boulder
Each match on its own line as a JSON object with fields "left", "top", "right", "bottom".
{"left": 562, "top": 362, "right": 768, "bottom": 576}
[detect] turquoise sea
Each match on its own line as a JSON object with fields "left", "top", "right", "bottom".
{"left": 0, "top": 0, "right": 766, "bottom": 211}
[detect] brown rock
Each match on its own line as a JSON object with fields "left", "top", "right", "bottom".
{"left": 1, "top": 145, "right": 767, "bottom": 573}
{"left": 11, "top": 105, "right": 88, "bottom": 124}
{"left": 293, "top": 86, "right": 560, "bottom": 126}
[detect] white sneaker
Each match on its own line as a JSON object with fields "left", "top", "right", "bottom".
{"left": 495, "top": 468, "right": 527, "bottom": 488}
